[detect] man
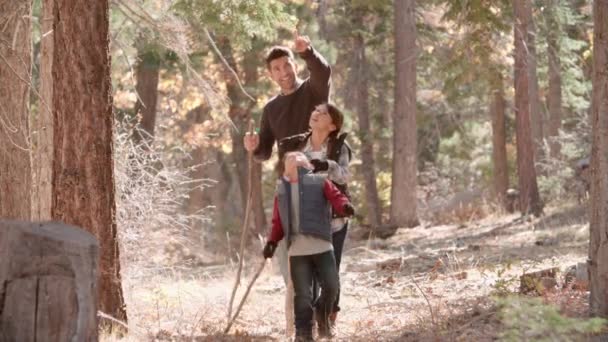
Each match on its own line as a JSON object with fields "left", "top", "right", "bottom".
{"left": 243, "top": 32, "right": 332, "bottom": 338}
{"left": 243, "top": 31, "right": 331, "bottom": 159}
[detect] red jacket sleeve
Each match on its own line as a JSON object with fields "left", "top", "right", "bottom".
{"left": 323, "top": 180, "right": 350, "bottom": 215}
{"left": 268, "top": 196, "right": 284, "bottom": 243}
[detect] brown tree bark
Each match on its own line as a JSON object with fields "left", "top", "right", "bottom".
{"left": 391, "top": 0, "right": 419, "bottom": 227}
{"left": 525, "top": 0, "right": 545, "bottom": 162}
{"left": 0, "top": 0, "right": 32, "bottom": 220}
{"left": 133, "top": 49, "right": 160, "bottom": 144}
{"left": 589, "top": 0, "right": 608, "bottom": 318}
{"left": 51, "top": 0, "right": 127, "bottom": 323}
{"left": 490, "top": 72, "right": 509, "bottom": 208}
{"left": 0, "top": 221, "right": 99, "bottom": 340}
{"left": 545, "top": 1, "right": 563, "bottom": 158}
{"left": 513, "top": 0, "right": 543, "bottom": 216}
{"left": 32, "top": 0, "right": 54, "bottom": 221}
{"left": 218, "top": 38, "right": 266, "bottom": 236}
{"left": 353, "top": 32, "right": 382, "bottom": 229}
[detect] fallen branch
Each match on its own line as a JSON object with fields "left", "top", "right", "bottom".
{"left": 226, "top": 119, "right": 255, "bottom": 321}
{"left": 224, "top": 259, "right": 267, "bottom": 334}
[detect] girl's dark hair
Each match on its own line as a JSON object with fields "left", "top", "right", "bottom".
{"left": 324, "top": 103, "right": 344, "bottom": 137}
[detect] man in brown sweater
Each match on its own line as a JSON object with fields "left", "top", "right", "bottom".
{"left": 243, "top": 31, "right": 332, "bottom": 159}
{"left": 243, "top": 32, "right": 333, "bottom": 338}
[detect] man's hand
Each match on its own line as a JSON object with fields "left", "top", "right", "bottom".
{"left": 343, "top": 203, "right": 355, "bottom": 217}
{"left": 244, "top": 132, "right": 259, "bottom": 152}
{"left": 263, "top": 241, "right": 277, "bottom": 259}
{"left": 294, "top": 30, "right": 311, "bottom": 53}
{"left": 310, "top": 159, "right": 329, "bottom": 172}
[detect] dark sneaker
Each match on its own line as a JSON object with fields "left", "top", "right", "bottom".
{"left": 329, "top": 311, "right": 338, "bottom": 329}
{"left": 316, "top": 311, "right": 334, "bottom": 339}
{"left": 295, "top": 330, "right": 314, "bottom": 342}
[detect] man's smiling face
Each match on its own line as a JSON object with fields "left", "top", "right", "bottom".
{"left": 268, "top": 56, "right": 297, "bottom": 94}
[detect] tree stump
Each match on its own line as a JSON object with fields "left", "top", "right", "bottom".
{"left": 0, "top": 221, "right": 99, "bottom": 341}
{"left": 520, "top": 268, "right": 558, "bottom": 295}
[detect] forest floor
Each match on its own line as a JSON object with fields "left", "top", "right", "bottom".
{"left": 104, "top": 202, "right": 604, "bottom": 341}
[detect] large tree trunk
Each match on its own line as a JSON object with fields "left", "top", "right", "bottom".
{"left": 589, "top": 0, "right": 608, "bottom": 318}
{"left": 490, "top": 72, "right": 509, "bottom": 208}
{"left": 32, "top": 0, "right": 54, "bottom": 221}
{"left": 218, "top": 38, "right": 266, "bottom": 236}
{"left": 51, "top": 0, "right": 127, "bottom": 323}
{"left": 545, "top": 1, "right": 563, "bottom": 158}
{"left": 391, "top": 0, "right": 419, "bottom": 227}
{"left": 353, "top": 33, "right": 382, "bottom": 229}
{"left": 0, "top": 0, "right": 32, "bottom": 220}
{"left": 513, "top": 0, "right": 543, "bottom": 216}
{"left": 525, "top": 0, "right": 545, "bottom": 163}
{"left": 133, "top": 49, "right": 160, "bottom": 144}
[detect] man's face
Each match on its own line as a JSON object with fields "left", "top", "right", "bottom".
{"left": 268, "top": 56, "right": 297, "bottom": 93}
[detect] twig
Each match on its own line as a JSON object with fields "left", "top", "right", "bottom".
{"left": 224, "top": 259, "right": 267, "bottom": 334}
{"left": 226, "top": 119, "right": 255, "bottom": 321}
{"left": 409, "top": 272, "right": 437, "bottom": 329}
{"left": 97, "top": 310, "right": 129, "bottom": 330}
{"left": 203, "top": 28, "right": 256, "bottom": 104}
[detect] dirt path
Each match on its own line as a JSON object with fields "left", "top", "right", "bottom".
{"left": 108, "top": 204, "right": 590, "bottom": 341}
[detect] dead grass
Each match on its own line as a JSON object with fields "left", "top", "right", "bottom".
{"left": 102, "top": 202, "right": 601, "bottom": 341}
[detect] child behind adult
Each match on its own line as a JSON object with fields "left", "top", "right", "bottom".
{"left": 262, "top": 152, "right": 355, "bottom": 341}
{"left": 278, "top": 103, "right": 351, "bottom": 328}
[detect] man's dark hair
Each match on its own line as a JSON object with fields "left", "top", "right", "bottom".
{"left": 266, "top": 46, "right": 294, "bottom": 69}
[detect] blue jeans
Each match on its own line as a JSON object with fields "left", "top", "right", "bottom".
{"left": 311, "top": 222, "right": 349, "bottom": 313}
{"left": 332, "top": 222, "right": 348, "bottom": 312}
{"left": 289, "top": 250, "right": 339, "bottom": 334}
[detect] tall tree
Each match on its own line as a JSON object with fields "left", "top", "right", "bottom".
{"left": 0, "top": 0, "right": 32, "bottom": 220}
{"left": 525, "top": 0, "right": 545, "bottom": 162}
{"left": 513, "top": 0, "right": 543, "bottom": 216}
{"left": 545, "top": 1, "right": 563, "bottom": 158}
{"left": 133, "top": 46, "right": 161, "bottom": 144}
{"left": 353, "top": 32, "right": 382, "bottom": 229}
{"left": 490, "top": 72, "right": 509, "bottom": 208}
{"left": 217, "top": 38, "right": 266, "bottom": 236}
{"left": 51, "top": 0, "right": 127, "bottom": 322}
{"left": 391, "top": 0, "right": 419, "bottom": 227}
{"left": 589, "top": 0, "right": 608, "bottom": 318}
{"left": 32, "top": 0, "right": 54, "bottom": 221}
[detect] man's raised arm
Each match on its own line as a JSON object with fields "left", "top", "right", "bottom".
{"left": 294, "top": 32, "right": 331, "bottom": 101}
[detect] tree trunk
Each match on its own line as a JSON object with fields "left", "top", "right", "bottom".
{"left": 0, "top": 221, "right": 99, "bottom": 340}
{"left": 32, "top": 0, "right": 54, "bottom": 221}
{"left": 218, "top": 38, "right": 266, "bottom": 236}
{"left": 353, "top": 33, "right": 382, "bottom": 229}
{"left": 51, "top": 0, "right": 127, "bottom": 323}
{"left": 133, "top": 49, "right": 160, "bottom": 144}
{"left": 0, "top": 0, "right": 32, "bottom": 220}
{"left": 490, "top": 72, "right": 509, "bottom": 208}
{"left": 391, "top": 0, "right": 419, "bottom": 227}
{"left": 589, "top": 0, "right": 608, "bottom": 318}
{"left": 513, "top": 0, "right": 543, "bottom": 216}
{"left": 374, "top": 85, "right": 392, "bottom": 169}
{"left": 525, "top": 0, "right": 545, "bottom": 163}
{"left": 545, "top": 1, "right": 563, "bottom": 158}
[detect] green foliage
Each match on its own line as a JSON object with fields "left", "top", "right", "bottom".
{"left": 436, "top": 120, "right": 493, "bottom": 191}
{"left": 496, "top": 296, "right": 607, "bottom": 341}
{"left": 172, "top": 0, "right": 296, "bottom": 49}
{"left": 536, "top": 0, "right": 591, "bottom": 113}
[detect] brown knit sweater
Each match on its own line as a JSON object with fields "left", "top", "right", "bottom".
{"left": 253, "top": 46, "right": 332, "bottom": 161}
